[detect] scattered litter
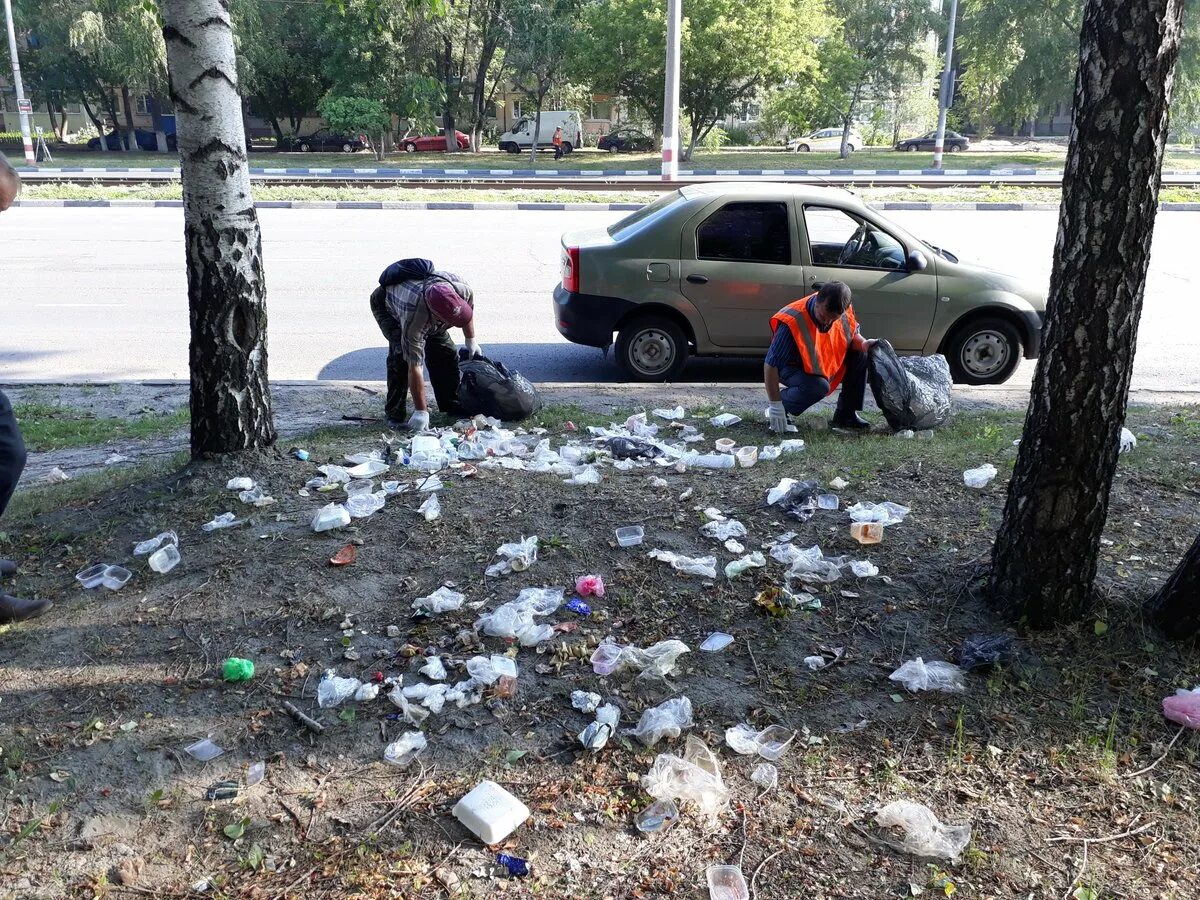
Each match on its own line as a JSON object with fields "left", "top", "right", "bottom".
{"left": 725, "top": 723, "right": 794, "bottom": 760}
{"left": 238, "top": 486, "right": 276, "bottom": 507}
{"left": 725, "top": 724, "right": 760, "bottom": 755}
{"left": 1119, "top": 426, "right": 1137, "bottom": 453}
{"left": 571, "top": 691, "right": 601, "bottom": 714}
{"left": 246, "top": 761, "right": 265, "bottom": 787}
{"left": 889, "top": 658, "right": 966, "bottom": 693}
{"left": 202, "top": 512, "right": 244, "bottom": 532}
{"left": 751, "top": 763, "right": 778, "bottom": 791}
{"left": 413, "top": 586, "right": 466, "bottom": 615}
{"left": 149, "top": 543, "right": 182, "bottom": 573}
{"left": 579, "top": 703, "right": 620, "bottom": 750}
{"left": 847, "top": 501, "right": 910, "bottom": 526}
{"left": 602, "top": 436, "right": 662, "bottom": 460}
{"left": 724, "top": 539, "right": 745, "bottom": 554}
{"left": 771, "top": 543, "right": 842, "bottom": 583}
{"left": 1163, "top": 687, "right": 1200, "bottom": 728}
{"left": 629, "top": 697, "right": 694, "bottom": 746}
{"left": 383, "top": 732, "right": 427, "bottom": 768}
{"left": 649, "top": 549, "right": 717, "bottom": 579}
{"left": 205, "top": 780, "right": 239, "bottom": 801}
{"left": 706, "top": 864, "right": 749, "bottom": 900}
{"left": 615, "top": 525, "right": 645, "bottom": 547}
{"left": 226, "top": 477, "right": 255, "bottom": 491}
{"left": 416, "top": 474, "right": 443, "bottom": 492}
{"left": 850, "top": 560, "right": 879, "bottom": 578}
{"left": 709, "top": 414, "right": 742, "bottom": 427}
{"left": 418, "top": 493, "right": 441, "bottom": 522}
{"left": 347, "top": 459, "right": 389, "bottom": 478}
{"left": 650, "top": 476, "right": 669, "bottom": 488}
{"left": 354, "top": 683, "right": 379, "bottom": 701}
{"left": 329, "top": 544, "right": 357, "bottom": 567}
{"left": 475, "top": 586, "right": 562, "bottom": 644}
{"left": 420, "top": 656, "right": 447, "bottom": 681}
{"left": 565, "top": 597, "right": 592, "bottom": 616}
{"left": 963, "top": 463, "right": 998, "bottom": 489}
{"left": 652, "top": 406, "right": 685, "bottom": 420}
{"left": 184, "top": 738, "right": 225, "bottom": 762}
{"left": 104, "top": 453, "right": 129, "bottom": 465}
{"left": 767, "top": 479, "right": 821, "bottom": 521}
{"left": 701, "top": 519, "right": 747, "bottom": 541}
{"left": 634, "top": 798, "right": 679, "bottom": 833}
{"left": 575, "top": 574, "right": 605, "bottom": 597}
{"left": 495, "top": 853, "right": 530, "bottom": 878}
{"left": 591, "top": 638, "right": 690, "bottom": 678}
{"left": 485, "top": 536, "right": 539, "bottom": 576}
{"left": 895, "top": 429, "right": 915, "bottom": 439}
{"left": 817, "top": 493, "right": 839, "bottom": 510}
{"left": 564, "top": 466, "right": 602, "bottom": 485}
{"left": 699, "top": 632, "right": 734, "bottom": 652}
{"left": 874, "top": 801, "right": 972, "bottom": 862}
{"left": 714, "top": 438, "right": 736, "bottom": 454}
{"left": 759, "top": 445, "right": 782, "bottom": 461}
{"left": 346, "top": 491, "right": 385, "bottom": 518}
{"left": 466, "top": 654, "right": 518, "bottom": 684}
{"left": 311, "top": 504, "right": 351, "bottom": 532}
{"left": 958, "top": 634, "right": 1016, "bottom": 670}
{"left": 292, "top": 448, "right": 310, "bottom": 461}
{"left": 134, "top": 531, "right": 178, "bottom": 556}
{"left": 779, "top": 438, "right": 806, "bottom": 453}
{"left": 316, "top": 671, "right": 362, "bottom": 708}
{"left": 804, "top": 655, "right": 826, "bottom": 671}
{"left": 318, "top": 464, "right": 352, "bottom": 484}
{"left": 452, "top": 781, "right": 531, "bottom": 844}
{"left": 724, "top": 552, "right": 766, "bottom": 579}
{"left": 642, "top": 735, "right": 729, "bottom": 824}
{"left": 735, "top": 446, "right": 758, "bottom": 468}
{"left": 221, "top": 658, "right": 254, "bottom": 682}
{"left": 830, "top": 476, "right": 849, "bottom": 490}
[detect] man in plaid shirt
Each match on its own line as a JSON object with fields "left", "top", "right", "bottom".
{"left": 370, "top": 258, "right": 482, "bottom": 430}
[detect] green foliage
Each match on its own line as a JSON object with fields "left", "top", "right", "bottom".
{"left": 318, "top": 95, "right": 392, "bottom": 158}
{"left": 723, "top": 125, "right": 755, "bottom": 146}
{"left": 700, "top": 125, "right": 728, "bottom": 151}
{"left": 505, "top": 0, "right": 579, "bottom": 160}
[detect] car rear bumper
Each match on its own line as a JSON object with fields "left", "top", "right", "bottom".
{"left": 1022, "top": 310, "right": 1045, "bottom": 359}
{"left": 553, "top": 285, "right": 636, "bottom": 349}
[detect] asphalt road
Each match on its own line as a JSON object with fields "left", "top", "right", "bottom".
{"left": 2, "top": 207, "right": 1198, "bottom": 393}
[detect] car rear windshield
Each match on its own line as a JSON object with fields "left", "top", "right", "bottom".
{"left": 607, "top": 191, "right": 685, "bottom": 239}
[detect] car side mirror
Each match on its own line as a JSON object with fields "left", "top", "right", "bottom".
{"left": 907, "top": 250, "right": 928, "bottom": 272}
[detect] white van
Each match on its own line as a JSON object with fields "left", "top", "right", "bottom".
{"left": 498, "top": 110, "right": 583, "bottom": 153}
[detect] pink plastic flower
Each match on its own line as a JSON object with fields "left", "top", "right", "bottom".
{"left": 575, "top": 574, "right": 606, "bottom": 598}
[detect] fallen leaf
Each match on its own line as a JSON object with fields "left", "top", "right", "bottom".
{"left": 223, "top": 818, "right": 248, "bottom": 840}
{"left": 330, "top": 545, "right": 357, "bottom": 567}
{"left": 1094, "top": 621, "right": 1108, "bottom": 636}
{"left": 504, "top": 750, "right": 528, "bottom": 765}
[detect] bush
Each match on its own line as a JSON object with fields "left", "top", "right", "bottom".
{"left": 701, "top": 126, "right": 729, "bottom": 151}
{"left": 0, "top": 131, "right": 31, "bottom": 145}
{"left": 724, "top": 126, "right": 755, "bottom": 146}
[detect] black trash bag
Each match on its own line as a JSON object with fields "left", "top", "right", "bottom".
{"left": 457, "top": 354, "right": 542, "bottom": 422}
{"left": 767, "top": 479, "right": 821, "bottom": 522}
{"left": 957, "top": 634, "right": 1017, "bottom": 671}
{"left": 600, "top": 437, "right": 663, "bottom": 460}
{"left": 867, "top": 339, "right": 953, "bottom": 432}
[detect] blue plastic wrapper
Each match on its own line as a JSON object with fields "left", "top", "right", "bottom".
{"left": 293, "top": 449, "right": 310, "bottom": 461}
{"left": 566, "top": 597, "right": 592, "bottom": 616}
{"left": 496, "top": 853, "right": 530, "bottom": 877}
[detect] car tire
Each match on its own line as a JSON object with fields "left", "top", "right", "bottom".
{"left": 342, "top": 143, "right": 353, "bottom": 153}
{"left": 562, "top": 143, "right": 573, "bottom": 154}
{"left": 607, "top": 145, "right": 619, "bottom": 153}
{"left": 906, "top": 144, "right": 917, "bottom": 152}
{"left": 616, "top": 315, "right": 689, "bottom": 382}
{"left": 405, "top": 142, "right": 418, "bottom": 153}
{"left": 299, "top": 142, "right": 311, "bottom": 152}
{"left": 846, "top": 144, "right": 856, "bottom": 152}
{"left": 948, "top": 144, "right": 963, "bottom": 153}
{"left": 944, "top": 316, "right": 1023, "bottom": 385}
{"left": 796, "top": 144, "right": 810, "bottom": 152}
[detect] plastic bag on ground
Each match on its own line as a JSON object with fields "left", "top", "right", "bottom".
{"left": 134, "top": 531, "right": 178, "bottom": 556}
{"left": 317, "top": 671, "right": 361, "bottom": 708}
{"left": 226, "top": 477, "right": 255, "bottom": 491}
{"left": 485, "top": 536, "right": 539, "bottom": 576}
{"left": 641, "top": 735, "right": 729, "bottom": 825}
{"left": 418, "top": 493, "right": 441, "bottom": 522}
{"left": 649, "top": 549, "right": 717, "bottom": 579}
{"left": 751, "top": 762, "right": 778, "bottom": 791}
{"left": 602, "top": 436, "right": 663, "bottom": 460}
{"left": 874, "top": 801, "right": 972, "bottom": 861}
{"left": 867, "top": 340, "right": 953, "bottom": 431}
{"left": 1163, "top": 687, "right": 1200, "bottom": 728}
{"left": 579, "top": 703, "right": 621, "bottom": 751}
{"left": 771, "top": 543, "right": 842, "bottom": 584}
{"left": 889, "top": 657, "right": 966, "bottom": 693}
{"left": 629, "top": 697, "right": 694, "bottom": 747}
{"left": 420, "top": 656, "right": 447, "bottom": 681}
{"left": 575, "top": 574, "right": 605, "bottom": 597}
{"left": 963, "top": 463, "right": 998, "bottom": 489}
{"left": 383, "top": 731, "right": 427, "bottom": 767}
{"left": 474, "top": 587, "right": 564, "bottom": 644}
{"left": 346, "top": 491, "right": 385, "bottom": 518}
{"left": 700, "top": 519, "right": 747, "bottom": 541}
{"left": 724, "top": 552, "right": 766, "bottom": 579}
{"left": 591, "top": 638, "right": 690, "bottom": 678}
{"left": 312, "top": 503, "right": 351, "bottom": 532}
{"left": 850, "top": 560, "right": 879, "bottom": 578}
{"left": 413, "top": 586, "right": 465, "bottom": 615}
{"left": 724, "top": 723, "right": 760, "bottom": 755}
{"left": 1119, "top": 426, "right": 1137, "bottom": 453}
{"left": 653, "top": 406, "right": 685, "bottom": 420}
{"left": 766, "top": 479, "right": 821, "bottom": 522}
{"left": 457, "top": 354, "right": 542, "bottom": 421}
{"left": 957, "top": 634, "right": 1016, "bottom": 670}
{"left": 847, "top": 501, "right": 910, "bottom": 526}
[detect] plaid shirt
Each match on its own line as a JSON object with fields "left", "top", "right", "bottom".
{"left": 382, "top": 270, "right": 473, "bottom": 366}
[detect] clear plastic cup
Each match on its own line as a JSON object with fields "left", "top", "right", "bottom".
{"left": 850, "top": 522, "right": 884, "bottom": 545}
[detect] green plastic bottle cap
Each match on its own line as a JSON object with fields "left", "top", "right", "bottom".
{"left": 222, "top": 657, "right": 255, "bottom": 682}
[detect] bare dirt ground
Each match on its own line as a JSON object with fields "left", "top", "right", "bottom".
{"left": 1, "top": 399, "right": 1198, "bottom": 900}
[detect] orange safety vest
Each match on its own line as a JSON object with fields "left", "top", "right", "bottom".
{"left": 769, "top": 294, "right": 859, "bottom": 393}
{"left": 552, "top": 131, "right": 563, "bottom": 146}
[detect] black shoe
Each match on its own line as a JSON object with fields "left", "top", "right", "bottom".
{"left": 385, "top": 417, "right": 406, "bottom": 430}
{"left": 830, "top": 411, "right": 871, "bottom": 432}
{"left": 0, "top": 592, "right": 52, "bottom": 624}
{"left": 0, "top": 559, "right": 15, "bottom": 577}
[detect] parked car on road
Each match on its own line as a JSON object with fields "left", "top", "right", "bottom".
{"left": 401, "top": 129, "right": 470, "bottom": 152}
{"left": 787, "top": 128, "right": 863, "bottom": 152}
{"left": 598, "top": 128, "right": 654, "bottom": 152}
{"left": 895, "top": 130, "right": 970, "bottom": 152}
{"left": 498, "top": 110, "right": 582, "bottom": 153}
{"left": 554, "top": 183, "right": 1045, "bottom": 384}
{"left": 284, "top": 130, "right": 367, "bottom": 153}
{"left": 87, "top": 129, "right": 177, "bottom": 152}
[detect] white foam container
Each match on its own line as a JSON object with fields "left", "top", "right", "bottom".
{"left": 452, "top": 780, "right": 530, "bottom": 844}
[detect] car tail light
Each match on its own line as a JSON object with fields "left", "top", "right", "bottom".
{"left": 561, "top": 246, "right": 580, "bottom": 293}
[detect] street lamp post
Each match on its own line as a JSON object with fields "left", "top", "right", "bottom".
{"left": 932, "top": 0, "right": 959, "bottom": 170}
{"left": 2, "top": 0, "right": 35, "bottom": 166}
{"left": 661, "top": 0, "right": 681, "bottom": 181}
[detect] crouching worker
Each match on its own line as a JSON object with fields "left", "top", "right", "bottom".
{"left": 370, "top": 258, "right": 482, "bottom": 430}
{"left": 764, "top": 281, "right": 875, "bottom": 433}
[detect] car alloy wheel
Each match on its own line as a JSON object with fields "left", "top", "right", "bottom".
{"left": 342, "top": 143, "right": 353, "bottom": 153}
{"left": 906, "top": 145, "right": 917, "bottom": 152}
{"left": 299, "top": 143, "right": 310, "bottom": 152}
{"left": 405, "top": 143, "right": 417, "bottom": 152}
{"left": 796, "top": 144, "right": 810, "bottom": 152}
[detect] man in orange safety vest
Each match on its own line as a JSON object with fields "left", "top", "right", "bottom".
{"left": 764, "top": 281, "right": 875, "bottom": 433}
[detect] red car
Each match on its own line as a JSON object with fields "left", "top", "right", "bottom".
{"left": 401, "top": 129, "right": 470, "bottom": 152}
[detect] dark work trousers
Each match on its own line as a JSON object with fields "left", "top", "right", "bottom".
{"left": 778, "top": 346, "right": 868, "bottom": 417}
{"left": 370, "top": 289, "right": 463, "bottom": 422}
{"left": 0, "top": 390, "right": 27, "bottom": 520}
{"left": 553, "top": 143, "right": 564, "bottom": 160}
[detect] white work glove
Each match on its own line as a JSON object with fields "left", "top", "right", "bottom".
{"left": 464, "top": 338, "right": 483, "bottom": 359}
{"left": 767, "top": 401, "right": 797, "bottom": 433}
{"left": 406, "top": 410, "right": 430, "bottom": 431}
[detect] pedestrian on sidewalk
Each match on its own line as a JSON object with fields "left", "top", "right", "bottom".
{"left": 370, "top": 258, "right": 483, "bottom": 431}
{"left": 0, "top": 153, "right": 52, "bottom": 623}
{"left": 552, "top": 126, "right": 565, "bottom": 161}
{"left": 763, "top": 281, "right": 877, "bottom": 434}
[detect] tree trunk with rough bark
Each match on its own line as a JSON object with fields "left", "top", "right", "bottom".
{"left": 160, "top": 0, "right": 276, "bottom": 456}
{"left": 989, "top": 0, "right": 1184, "bottom": 628}
{"left": 120, "top": 85, "right": 140, "bottom": 151}
{"left": 1145, "top": 533, "right": 1200, "bottom": 640}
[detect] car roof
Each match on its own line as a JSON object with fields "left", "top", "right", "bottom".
{"left": 679, "top": 181, "right": 865, "bottom": 209}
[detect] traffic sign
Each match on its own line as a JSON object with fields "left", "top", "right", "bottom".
{"left": 16, "top": 98, "right": 32, "bottom": 114}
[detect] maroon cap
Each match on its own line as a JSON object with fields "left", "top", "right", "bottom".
{"left": 424, "top": 281, "right": 473, "bottom": 327}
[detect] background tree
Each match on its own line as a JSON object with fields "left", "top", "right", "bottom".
{"left": 505, "top": 0, "right": 576, "bottom": 162}
{"left": 1147, "top": 533, "right": 1200, "bottom": 640}
{"left": 576, "top": 0, "right": 667, "bottom": 137}
{"left": 160, "top": 0, "right": 276, "bottom": 455}
{"left": 319, "top": 95, "right": 392, "bottom": 160}
{"left": 989, "top": 0, "right": 1185, "bottom": 628}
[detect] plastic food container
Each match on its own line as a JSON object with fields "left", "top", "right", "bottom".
{"left": 706, "top": 864, "right": 750, "bottom": 900}
{"left": 714, "top": 438, "right": 736, "bottom": 453}
{"left": 817, "top": 493, "right": 840, "bottom": 510}
{"left": 76, "top": 563, "right": 110, "bottom": 589}
{"left": 101, "top": 566, "right": 132, "bottom": 590}
{"left": 755, "top": 725, "right": 796, "bottom": 761}
{"left": 615, "top": 525, "right": 644, "bottom": 547}
{"left": 452, "top": 780, "right": 531, "bottom": 844}
{"left": 735, "top": 446, "right": 758, "bottom": 468}
{"left": 850, "top": 522, "right": 884, "bottom": 545}
{"left": 347, "top": 459, "right": 389, "bottom": 478}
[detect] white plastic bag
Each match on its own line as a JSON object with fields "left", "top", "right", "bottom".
{"left": 474, "top": 587, "right": 564, "bottom": 644}
{"left": 724, "top": 723, "right": 760, "bottom": 755}
{"left": 346, "top": 491, "right": 385, "bottom": 518}
{"left": 875, "top": 801, "right": 972, "bottom": 861}
{"left": 641, "top": 735, "right": 729, "bottom": 825}
{"left": 962, "top": 463, "right": 997, "bottom": 489}
{"left": 652, "top": 406, "right": 685, "bottom": 420}
{"left": 383, "top": 731, "right": 427, "bottom": 768}
{"left": 629, "top": 697, "right": 694, "bottom": 746}
{"left": 418, "top": 493, "right": 441, "bottom": 522}
{"left": 725, "top": 552, "right": 766, "bottom": 579}
{"left": 412, "top": 586, "right": 465, "bottom": 615}
{"left": 649, "top": 549, "right": 717, "bottom": 579}
{"left": 889, "top": 657, "right": 966, "bottom": 693}
{"left": 850, "top": 560, "right": 879, "bottom": 578}
{"left": 420, "top": 656, "right": 447, "bottom": 681}
{"left": 565, "top": 466, "right": 602, "bottom": 485}
{"left": 847, "top": 501, "right": 910, "bottom": 526}
{"left": 485, "top": 536, "right": 539, "bottom": 576}
{"left": 317, "top": 671, "right": 361, "bottom": 708}
{"left": 700, "top": 519, "right": 747, "bottom": 541}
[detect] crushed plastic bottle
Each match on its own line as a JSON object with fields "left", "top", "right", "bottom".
{"left": 963, "top": 463, "right": 998, "bottom": 489}
{"left": 634, "top": 798, "right": 679, "bottom": 833}
{"left": 134, "top": 531, "right": 178, "bottom": 556}
{"left": 413, "top": 586, "right": 465, "bottom": 615}
{"left": 311, "top": 503, "right": 351, "bottom": 532}
{"left": 628, "top": 696, "right": 694, "bottom": 747}
{"left": 889, "top": 657, "right": 966, "bottom": 693}
{"left": 201, "top": 512, "right": 243, "bottom": 532}
{"left": 578, "top": 704, "right": 620, "bottom": 751}
{"left": 875, "top": 801, "right": 972, "bottom": 862}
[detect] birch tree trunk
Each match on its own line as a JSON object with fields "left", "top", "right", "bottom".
{"left": 160, "top": 0, "right": 276, "bottom": 456}
{"left": 1145, "top": 532, "right": 1200, "bottom": 640}
{"left": 989, "top": 0, "right": 1184, "bottom": 628}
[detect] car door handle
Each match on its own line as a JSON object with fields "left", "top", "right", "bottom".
{"left": 810, "top": 281, "right": 825, "bottom": 290}
{"left": 686, "top": 274, "right": 709, "bottom": 284}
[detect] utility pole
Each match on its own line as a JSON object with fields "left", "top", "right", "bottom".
{"left": 661, "top": 0, "right": 681, "bottom": 182}
{"left": 2, "top": 0, "right": 34, "bottom": 166}
{"left": 931, "top": 0, "right": 959, "bottom": 170}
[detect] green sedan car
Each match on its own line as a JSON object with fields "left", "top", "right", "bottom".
{"left": 554, "top": 183, "right": 1046, "bottom": 383}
